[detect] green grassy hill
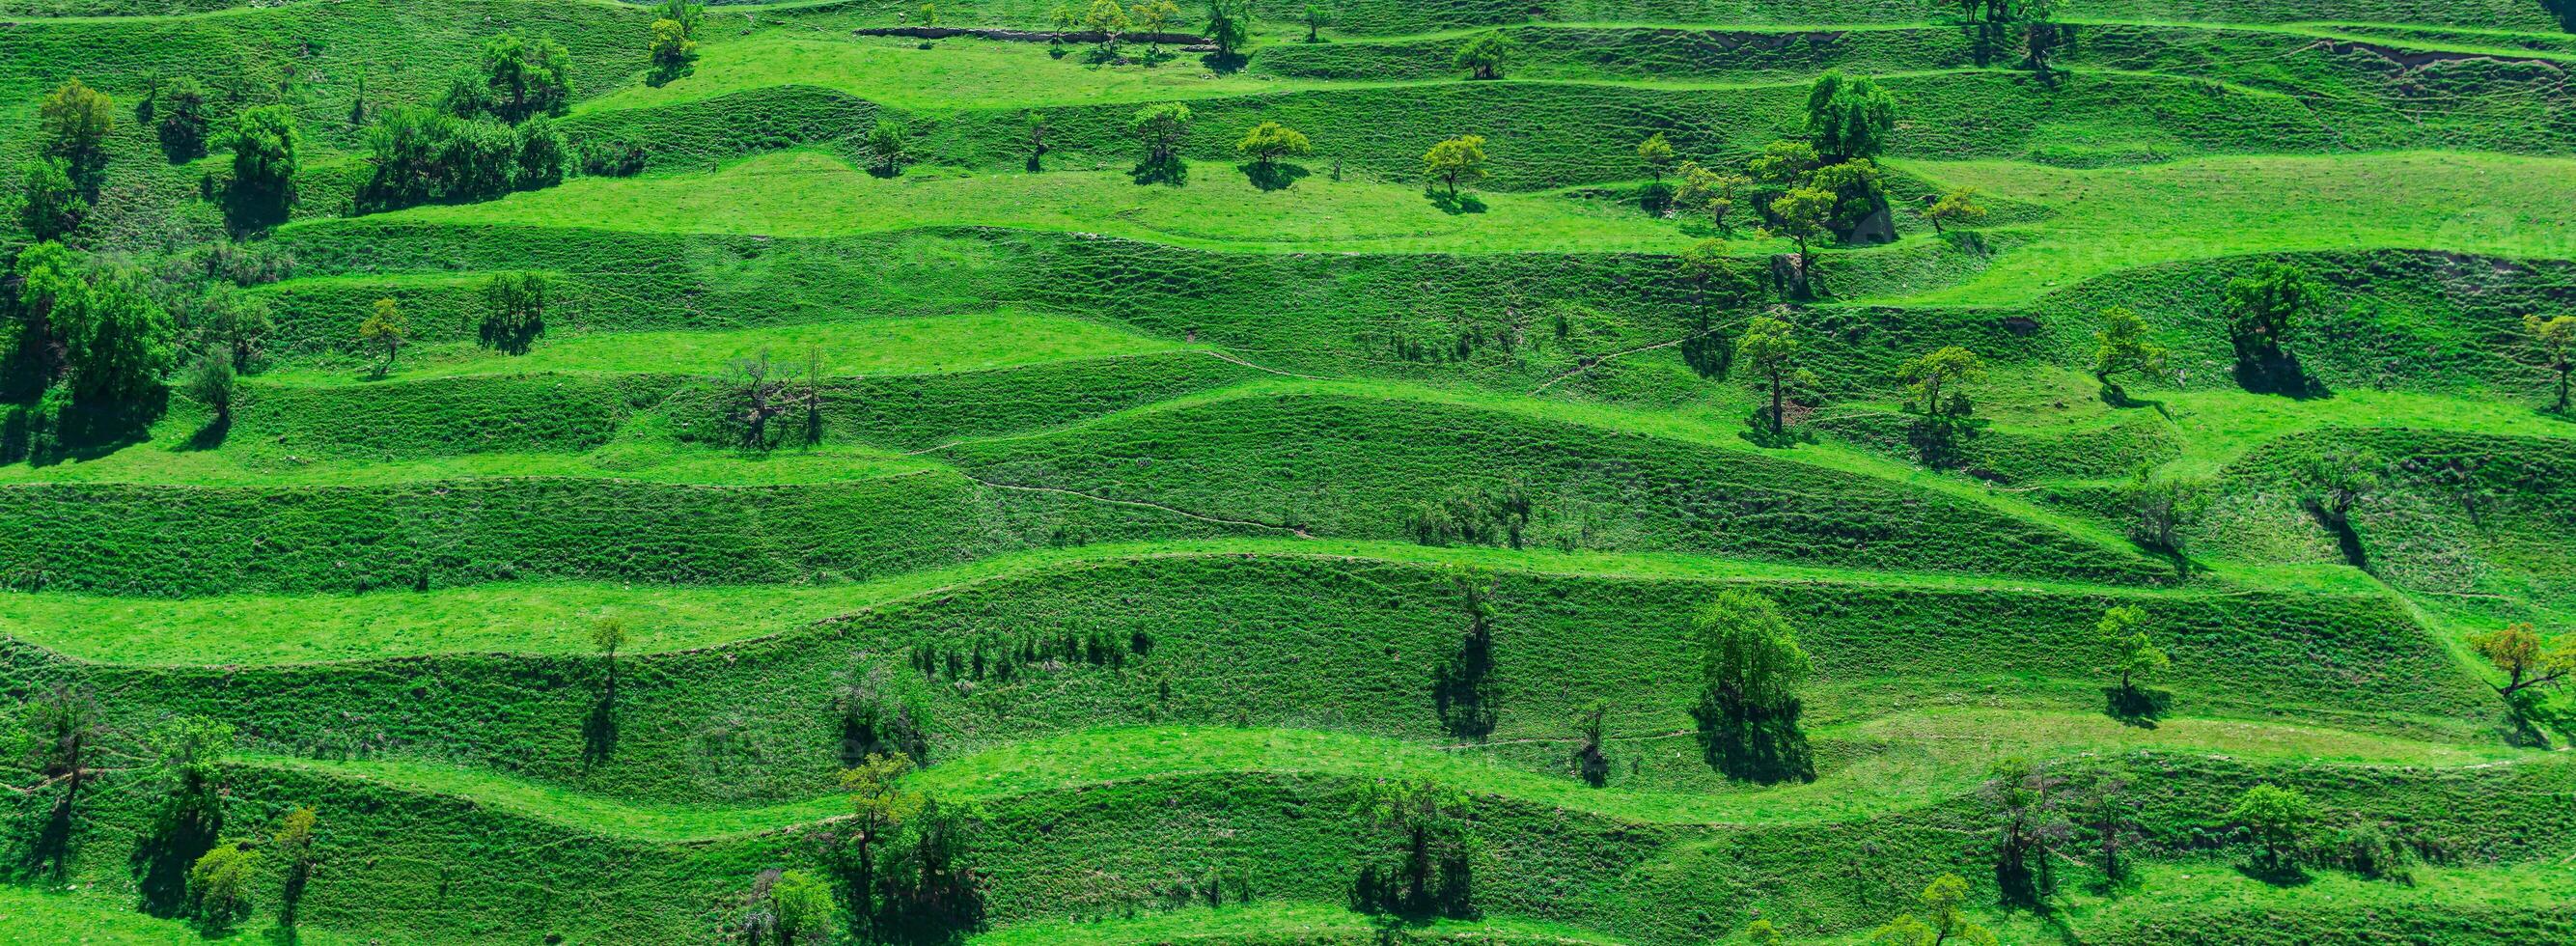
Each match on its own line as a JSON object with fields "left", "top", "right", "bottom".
{"left": 3, "top": 0, "right": 2575, "bottom": 942}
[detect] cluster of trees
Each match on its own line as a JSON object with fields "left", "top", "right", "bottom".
{"left": 739, "top": 751, "right": 982, "bottom": 943}
{"left": 361, "top": 34, "right": 579, "bottom": 210}
{"left": 648, "top": 0, "right": 705, "bottom": 87}
{"left": 346, "top": 272, "right": 549, "bottom": 378}
{"left": 2, "top": 690, "right": 323, "bottom": 934}
{"left": 1947, "top": 0, "right": 2074, "bottom": 81}
{"left": 14, "top": 76, "right": 302, "bottom": 238}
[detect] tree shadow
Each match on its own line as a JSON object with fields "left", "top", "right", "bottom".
{"left": 132, "top": 817, "right": 220, "bottom": 918}
{"left": 2232, "top": 352, "right": 2330, "bottom": 400}
{"left": 220, "top": 186, "right": 291, "bottom": 238}
{"left": 1425, "top": 191, "right": 1485, "bottom": 215}
{"left": 1431, "top": 626, "right": 1495, "bottom": 742}
{"left": 2102, "top": 685, "right": 2170, "bottom": 728}
{"left": 2299, "top": 500, "right": 2369, "bottom": 570}
{"left": 1241, "top": 161, "right": 1309, "bottom": 192}
{"left": 1202, "top": 51, "right": 1248, "bottom": 74}
{"left": 2234, "top": 859, "right": 2311, "bottom": 888}
{"left": 1691, "top": 698, "right": 1814, "bottom": 785}
{"left": 1679, "top": 331, "right": 1732, "bottom": 379}
{"left": 2547, "top": 0, "right": 2576, "bottom": 31}
{"left": 480, "top": 317, "right": 543, "bottom": 355}
{"left": 1130, "top": 156, "right": 1188, "bottom": 186}
{"left": 11, "top": 793, "right": 80, "bottom": 881}
{"left": 1572, "top": 743, "right": 1608, "bottom": 788}
{"left": 1907, "top": 416, "right": 1984, "bottom": 469}
{"left": 582, "top": 673, "right": 618, "bottom": 766}
{"left": 1638, "top": 182, "right": 1672, "bottom": 215}
{"left": 1351, "top": 856, "right": 1476, "bottom": 922}
{"left": 182, "top": 413, "right": 231, "bottom": 452}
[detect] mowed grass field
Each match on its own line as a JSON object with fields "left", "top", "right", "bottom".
{"left": 2, "top": 0, "right": 2576, "bottom": 943}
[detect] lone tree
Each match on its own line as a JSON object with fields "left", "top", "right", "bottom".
{"left": 868, "top": 119, "right": 910, "bottom": 175}
{"left": 1675, "top": 238, "right": 1752, "bottom": 320}
{"left": 1130, "top": 102, "right": 1193, "bottom": 166}
{"left": 155, "top": 76, "right": 213, "bottom": 159}
{"left": 1637, "top": 131, "right": 1676, "bottom": 184}
{"left": 1982, "top": 757, "right": 2070, "bottom": 903}
{"left": 1349, "top": 777, "right": 1479, "bottom": 915}
{"left": 1301, "top": 3, "right": 1331, "bottom": 42}
{"left": 1692, "top": 590, "right": 1814, "bottom": 783}
{"left": 224, "top": 104, "right": 301, "bottom": 226}
{"left": 473, "top": 33, "right": 576, "bottom": 124}
{"left": 40, "top": 78, "right": 117, "bottom": 178}
{"left": 2466, "top": 624, "right": 2573, "bottom": 701}
{"left": 480, "top": 271, "right": 547, "bottom": 353}
{"left": 1803, "top": 70, "right": 1897, "bottom": 162}
{"left": 1129, "top": 0, "right": 1181, "bottom": 56}
{"left": 591, "top": 616, "right": 630, "bottom": 663}
{"left": 1897, "top": 346, "right": 1983, "bottom": 420}
{"left": 1735, "top": 314, "right": 1801, "bottom": 436}
{"left": 19, "top": 158, "right": 86, "bottom": 241}
{"left": 2296, "top": 443, "right": 2379, "bottom": 533}
{"left": 359, "top": 297, "right": 408, "bottom": 377}
{"left": 2091, "top": 306, "right": 2167, "bottom": 401}
{"left": 841, "top": 752, "right": 928, "bottom": 921}
{"left": 182, "top": 353, "right": 236, "bottom": 426}
{"left": 1924, "top": 186, "right": 1984, "bottom": 233}
{"left": 1235, "top": 121, "right": 1312, "bottom": 169}
{"left": 2224, "top": 261, "right": 2321, "bottom": 374}
{"left": 1454, "top": 33, "right": 1511, "bottom": 80}
{"left": 649, "top": 17, "right": 699, "bottom": 85}
{"left": 2524, "top": 313, "right": 2575, "bottom": 412}
{"left": 272, "top": 807, "right": 319, "bottom": 930}
{"left": 2098, "top": 605, "right": 2167, "bottom": 694}
{"left": 1869, "top": 874, "right": 1999, "bottom": 946}
{"left": 1204, "top": 0, "right": 1254, "bottom": 62}
{"left": 2230, "top": 783, "right": 2313, "bottom": 874}
{"left": 1083, "top": 0, "right": 1132, "bottom": 54}
{"left": 1421, "top": 134, "right": 1489, "bottom": 199}
{"left": 768, "top": 869, "right": 837, "bottom": 944}
{"left": 187, "top": 841, "right": 261, "bottom": 933}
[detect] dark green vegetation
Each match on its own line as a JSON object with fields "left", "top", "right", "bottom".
{"left": 3, "top": 0, "right": 2575, "bottom": 942}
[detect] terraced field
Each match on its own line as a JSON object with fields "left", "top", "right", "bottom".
{"left": 3, "top": 0, "right": 2574, "bottom": 942}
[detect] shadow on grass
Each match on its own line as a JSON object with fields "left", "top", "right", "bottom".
{"left": 2103, "top": 685, "right": 2170, "bottom": 728}
{"left": 1241, "top": 161, "right": 1309, "bottom": 191}
{"left": 2234, "top": 858, "right": 2312, "bottom": 888}
{"left": 1425, "top": 191, "right": 1485, "bottom": 215}
{"left": 1131, "top": 156, "right": 1188, "bottom": 186}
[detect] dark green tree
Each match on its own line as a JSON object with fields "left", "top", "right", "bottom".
{"left": 1454, "top": 33, "right": 1511, "bottom": 80}
{"left": 1804, "top": 70, "right": 1897, "bottom": 162}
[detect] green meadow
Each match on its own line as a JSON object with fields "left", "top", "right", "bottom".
{"left": 1, "top": 0, "right": 2573, "bottom": 943}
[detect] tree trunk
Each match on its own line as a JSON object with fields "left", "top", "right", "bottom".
{"left": 1769, "top": 374, "right": 1785, "bottom": 433}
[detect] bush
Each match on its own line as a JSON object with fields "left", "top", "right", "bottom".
{"left": 186, "top": 841, "right": 261, "bottom": 933}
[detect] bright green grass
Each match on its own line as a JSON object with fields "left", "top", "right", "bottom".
{"left": 1993, "top": 860, "right": 2576, "bottom": 944}
{"left": 0, "top": 884, "right": 362, "bottom": 945}
{"left": 967, "top": 901, "right": 1633, "bottom": 945}
{"left": 583, "top": 35, "right": 1311, "bottom": 113}
{"left": 0, "top": 442, "right": 944, "bottom": 487}
{"left": 0, "top": 537, "right": 2339, "bottom": 665}
{"left": 386, "top": 151, "right": 1698, "bottom": 253}
{"left": 1894, "top": 152, "right": 2576, "bottom": 304}
{"left": 232, "top": 714, "right": 2526, "bottom": 843}
{"left": 1910, "top": 365, "right": 2575, "bottom": 482}
{"left": 263, "top": 308, "right": 1185, "bottom": 383}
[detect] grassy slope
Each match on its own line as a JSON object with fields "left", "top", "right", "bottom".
{"left": 5, "top": 0, "right": 2576, "bottom": 943}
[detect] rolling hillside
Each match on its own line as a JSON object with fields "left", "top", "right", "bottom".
{"left": 1, "top": 0, "right": 2573, "bottom": 943}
